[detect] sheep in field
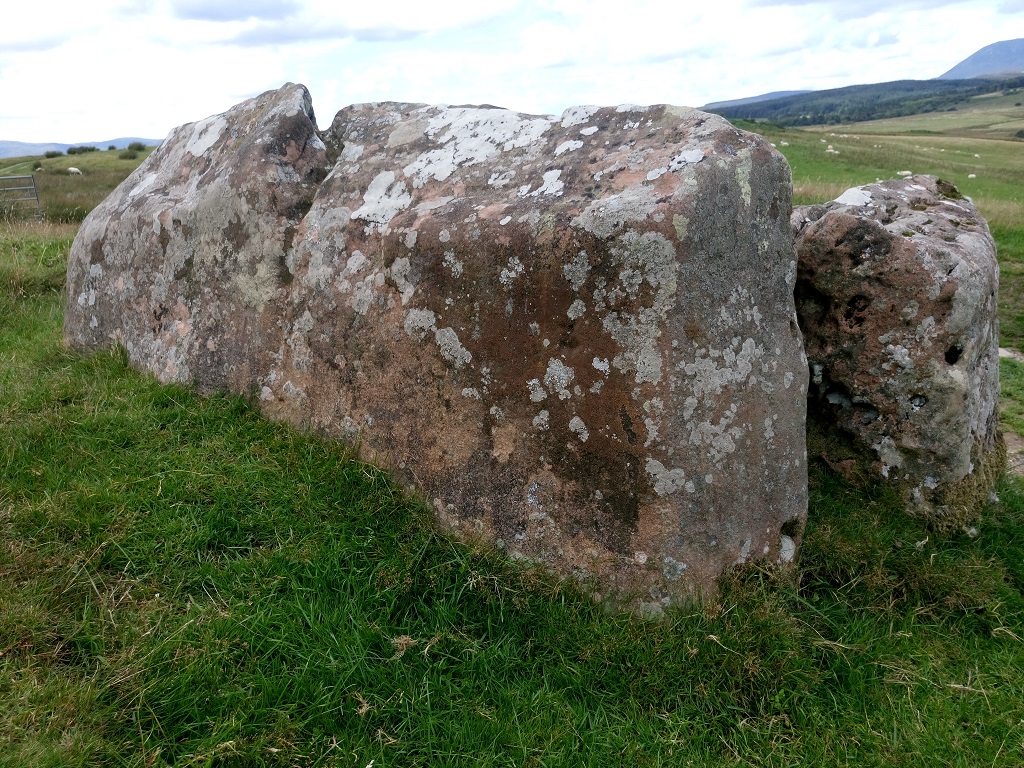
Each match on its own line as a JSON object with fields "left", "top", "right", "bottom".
{"left": 67, "top": 167, "right": 82, "bottom": 175}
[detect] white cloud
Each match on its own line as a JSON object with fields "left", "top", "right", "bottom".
{"left": 170, "top": 0, "right": 301, "bottom": 21}
{"left": 1, "top": 0, "right": 1023, "bottom": 142}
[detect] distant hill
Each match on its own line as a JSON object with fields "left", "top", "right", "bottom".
{"left": 706, "top": 75, "right": 1024, "bottom": 126}
{"left": 703, "top": 90, "right": 813, "bottom": 110}
{"left": 939, "top": 38, "right": 1024, "bottom": 80}
{"left": 0, "top": 137, "right": 161, "bottom": 160}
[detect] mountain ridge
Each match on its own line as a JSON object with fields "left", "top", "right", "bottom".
{"left": 939, "top": 38, "right": 1024, "bottom": 80}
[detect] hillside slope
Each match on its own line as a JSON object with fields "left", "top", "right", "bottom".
{"left": 940, "top": 38, "right": 1024, "bottom": 79}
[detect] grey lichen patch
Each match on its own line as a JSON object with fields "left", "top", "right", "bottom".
{"left": 435, "top": 327, "right": 472, "bottom": 369}
{"left": 645, "top": 458, "right": 688, "bottom": 496}
{"left": 403, "top": 308, "right": 437, "bottom": 339}
{"left": 734, "top": 148, "right": 753, "bottom": 208}
{"left": 563, "top": 251, "right": 591, "bottom": 292}
{"left": 571, "top": 188, "right": 660, "bottom": 239}
{"left": 600, "top": 231, "right": 678, "bottom": 385}
{"left": 686, "top": 405, "right": 746, "bottom": 464}
{"left": 402, "top": 307, "right": 470, "bottom": 368}
{"left": 569, "top": 415, "right": 589, "bottom": 442}
{"left": 543, "top": 358, "right": 575, "bottom": 400}
{"left": 528, "top": 378, "right": 547, "bottom": 402}
{"left": 567, "top": 299, "right": 587, "bottom": 320}
{"left": 232, "top": 259, "right": 281, "bottom": 310}
{"left": 680, "top": 337, "right": 765, "bottom": 418}
{"left": 388, "top": 257, "right": 416, "bottom": 305}
{"left": 499, "top": 256, "right": 525, "bottom": 287}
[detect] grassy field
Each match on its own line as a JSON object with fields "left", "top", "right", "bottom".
{"left": 736, "top": 116, "right": 1024, "bottom": 352}
{"left": 0, "top": 147, "right": 155, "bottom": 223}
{"left": 2, "top": 120, "right": 1024, "bottom": 766}
{"left": 823, "top": 90, "right": 1024, "bottom": 140}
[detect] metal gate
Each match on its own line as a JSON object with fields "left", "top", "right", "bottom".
{"left": 0, "top": 175, "right": 44, "bottom": 220}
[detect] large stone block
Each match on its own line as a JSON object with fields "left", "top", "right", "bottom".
{"left": 66, "top": 85, "right": 808, "bottom": 611}
{"left": 794, "top": 176, "right": 1003, "bottom": 525}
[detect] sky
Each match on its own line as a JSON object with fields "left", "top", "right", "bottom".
{"left": 3, "top": 0, "right": 1024, "bottom": 143}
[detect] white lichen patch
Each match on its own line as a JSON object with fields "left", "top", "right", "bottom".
{"left": 520, "top": 169, "right": 564, "bottom": 197}
{"left": 645, "top": 458, "right": 687, "bottom": 496}
{"left": 592, "top": 357, "right": 610, "bottom": 374}
{"left": 873, "top": 437, "right": 904, "bottom": 475}
{"left": 129, "top": 172, "right": 160, "bottom": 199}
{"left": 533, "top": 410, "right": 550, "bottom": 430}
{"left": 555, "top": 140, "right": 584, "bottom": 155}
{"left": 834, "top": 186, "right": 872, "bottom": 206}
{"left": 779, "top": 535, "right": 796, "bottom": 564}
{"left": 185, "top": 115, "right": 227, "bottom": 156}
{"left": 680, "top": 337, "right": 765, "bottom": 417}
{"left": 885, "top": 344, "right": 913, "bottom": 369}
{"left": 341, "top": 143, "right": 365, "bottom": 162}
{"left": 668, "top": 148, "right": 704, "bottom": 171}
{"left": 560, "top": 105, "right": 600, "bottom": 127}
{"left": 403, "top": 107, "right": 552, "bottom": 186}
{"left": 686, "top": 404, "right": 746, "bottom": 464}
{"left": 351, "top": 171, "right": 412, "bottom": 225}
{"left": 544, "top": 358, "right": 575, "bottom": 400}
{"left": 567, "top": 299, "right": 586, "bottom": 320}
{"left": 569, "top": 416, "right": 589, "bottom": 442}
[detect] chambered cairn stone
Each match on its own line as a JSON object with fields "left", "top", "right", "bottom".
{"left": 66, "top": 84, "right": 808, "bottom": 612}
{"left": 793, "top": 176, "right": 1003, "bottom": 526}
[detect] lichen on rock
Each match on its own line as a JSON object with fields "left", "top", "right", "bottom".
{"left": 794, "top": 175, "right": 1003, "bottom": 525}
{"left": 65, "top": 84, "right": 808, "bottom": 611}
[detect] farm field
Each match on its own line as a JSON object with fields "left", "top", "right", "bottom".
{"left": 736, "top": 113, "right": 1024, "bottom": 352}
{"left": 2, "top": 124, "right": 1024, "bottom": 767}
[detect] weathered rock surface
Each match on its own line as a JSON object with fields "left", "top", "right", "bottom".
{"left": 66, "top": 84, "right": 808, "bottom": 611}
{"left": 794, "top": 176, "right": 1003, "bottom": 524}
{"left": 64, "top": 83, "right": 328, "bottom": 389}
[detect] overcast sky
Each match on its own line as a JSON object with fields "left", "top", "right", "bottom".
{"left": 3, "top": 0, "right": 1023, "bottom": 142}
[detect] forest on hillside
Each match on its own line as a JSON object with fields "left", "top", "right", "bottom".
{"left": 708, "top": 75, "right": 1024, "bottom": 125}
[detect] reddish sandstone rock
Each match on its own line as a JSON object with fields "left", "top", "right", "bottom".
{"left": 66, "top": 86, "right": 808, "bottom": 612}
{"left": 794, "top": 176, "right": 1003, "bottom": 524}
{"left": 64, "top": 83, "right": 327, "bottom": 391}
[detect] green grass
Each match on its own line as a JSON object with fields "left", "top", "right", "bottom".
{"left": 737, "top": 120, "right": 1024, "bottom": 350}
{"left": 3, "top": 127, "right": 1024, "bottom": 766}
{"left": 0, "top": 148, "right": 153, "bottom": 223}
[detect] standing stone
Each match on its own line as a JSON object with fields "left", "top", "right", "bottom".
{"left": 794, "top": 176, "right": 1003, "bottom": 525}
{"left": 64, "top": 83, "right": 328, "bottom": 391}
{"left": 66, "top": 85, "right": 808, "bottom": 611}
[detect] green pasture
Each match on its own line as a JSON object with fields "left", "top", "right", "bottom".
{"left": 1, "top": 117, "right": 1024, "bottom": 766}
{"left": 737, "top": 118, "right": 1024, "bottom": 351}
{"left": 1, "top": 146, "right": 155, "bottom": 223}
